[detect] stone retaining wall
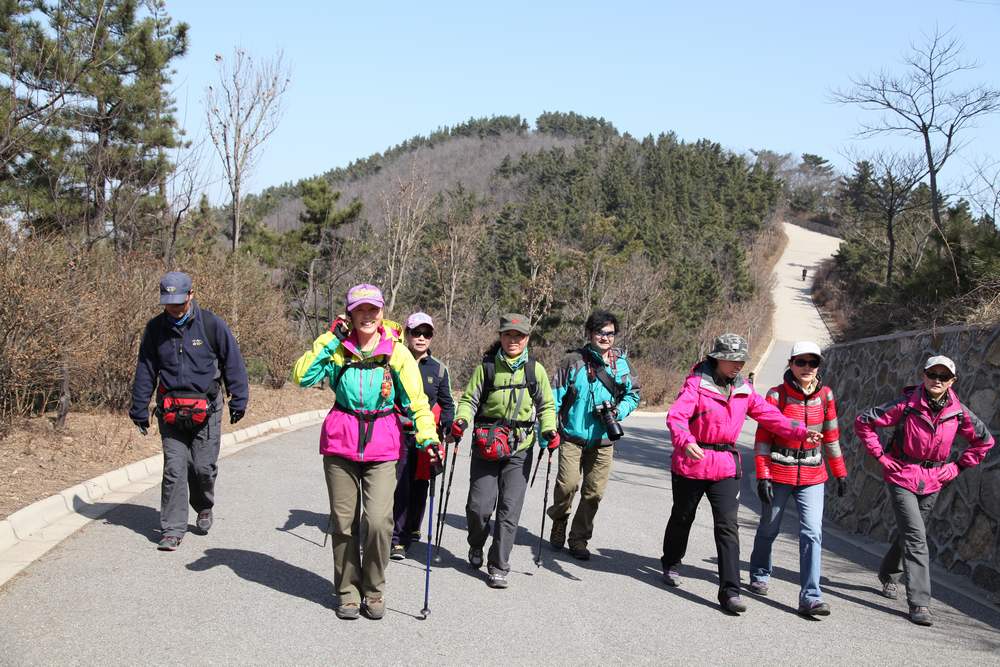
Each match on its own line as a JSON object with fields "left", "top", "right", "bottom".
{"left": 822, "top": 323, "right": 1000, "bottom": 596}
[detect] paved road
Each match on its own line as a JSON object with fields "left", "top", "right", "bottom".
{"left": 755, "top": 223, "right": 842, "bottom": 388}
{"left": 1, "top": 413, "right": 998, "bottom": 665}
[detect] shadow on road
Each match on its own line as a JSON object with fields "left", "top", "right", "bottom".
{"left": 76, "top": 502, "right": 162, "bottom": 543}
{"left": 187, "top": 548, "right": 336, "bottom": 609}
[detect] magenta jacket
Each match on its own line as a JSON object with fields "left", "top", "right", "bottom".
{"left": 667, "top": 363, "right": 811, "bottom": 481}
{"left": 855, "top": 385, "right": 994, "bottom": 495}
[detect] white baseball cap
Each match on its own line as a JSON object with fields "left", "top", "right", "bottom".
{"left": 924, "top": 355, "right": 956, "bottom": 376}
{"left": 789, "top": 341, "right": 823, "bottom": 360}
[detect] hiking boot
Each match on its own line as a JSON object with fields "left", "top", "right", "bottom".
{"left": 550, "top": 517, "right": 568, "bottom": 551}
{"left": 569, "top": 545, "right": 591, "bottom": 561}
{"left": 362, "top": 596, "right": 385, "bottom": 620}
{"left": 196, "top": 509, "right": 213, "bottom": 534}
{"left": 468, "top": 547, "right": 484, "bottom": 569}
{"left": 721, "top": 595, "right": 747, "bottom": 613}
{"left": 798, "top": 600, "right": 831, "bottom": 617}
{"left": 390, "top": 544, "right": 406, "bottom": 561}
{"left": 157, "top": 535, "right": 181, "bottom": 551}
{"left": 335, "top": 602, "right": 360, "bottom": 620}
{"left": 909, "top": 606, "right": 933, "bottom": 626}
{"left": 487, "top": 570, "right": 509, "bottom": 589}
{"left": 410, "top": 529, "right": 422, "bottom": 543}
{"left": 880, "top": 580, "right": 899, "bottom": 600}
{"left": 748, "top": 581, "right": 769, "bottom": 596}
{"left": 662, "top": 565, "right": 681, "bottom": 587}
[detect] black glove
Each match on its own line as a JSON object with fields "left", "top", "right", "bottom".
{"left": 427, "top": 443, "right": 444, "bottom": 477}
{"left": 230, "top": 409, "right": 245, "bottom": 425}
{"left": 757, "top": 479, "right": 773, "bottom": 505}
{"left": 837, "top": 478, "right": 848, "bottom": 497}
{"left": 133, "top": 418, "right": 149, "bottom": 436}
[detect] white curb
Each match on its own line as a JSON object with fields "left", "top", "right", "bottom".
{"left": 0, "top": 409, "right": 326, "bottom": 589}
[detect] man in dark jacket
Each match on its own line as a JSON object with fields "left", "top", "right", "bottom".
{"left": 129, "top": 272, "right": 249, "bottom": 551}
{"left": 390, "top": 312, "right": 455, "bottom": 559}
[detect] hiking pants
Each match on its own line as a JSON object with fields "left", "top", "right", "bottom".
{"left": 547, "top": 441, "right": 614, "bottom": 549}
{"left": 466, "top": 447, "right": 532, "bottom": 574}
{"left": 391, "top": 438, "right": 430, "bottom": 547}
{"left": 879, "top": 483, "right": 939, "bottom": 607}
{"left": 749, "top": 481, "right": 825, "bottom": 606}
{"left": 324, "top": 455, "right": 397, "bottom": 605}
{"left": 158, "top": 397, "right": 223, "bottom": 539}
{"left": 661, "top": 473, "right": 741, "bottom": 602}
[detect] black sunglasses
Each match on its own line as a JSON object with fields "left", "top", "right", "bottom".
{"left": 408, "top": 327, "right": 434, "bottom": 339}
{"left": 924, "top": 370, "right": 953, "bottom": 382}
{"left": 792, "top": 358, "right": 821, "bottom": 368}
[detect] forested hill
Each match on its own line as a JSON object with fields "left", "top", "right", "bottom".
{"left": 240, "top": 112, "right": 784, "bottom": 389}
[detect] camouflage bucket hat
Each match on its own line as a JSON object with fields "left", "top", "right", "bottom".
{"left": 707, "top": 333, "right": 749, "bottom": 362}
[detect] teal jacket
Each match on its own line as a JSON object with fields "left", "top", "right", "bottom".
{"left": 552, "top": 345, "right": 640, "bottom": 447}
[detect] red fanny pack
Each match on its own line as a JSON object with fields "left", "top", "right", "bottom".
{"left": 472, "top": 424, "right": 515, "bottom": 461}
{"left": 158, "top": 389, "right": 211, "bottom": 430}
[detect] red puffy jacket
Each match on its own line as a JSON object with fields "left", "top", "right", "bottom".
{"left": 754, "top": 371, "right": 847, "bottom": 486}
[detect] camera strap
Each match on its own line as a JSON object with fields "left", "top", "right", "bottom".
{"left": 587, "top": 357, "right": 626, "bottom": 405}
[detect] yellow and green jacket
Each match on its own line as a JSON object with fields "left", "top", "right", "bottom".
{"left": 292, "top": 320, "right": 437, "bottom": 461}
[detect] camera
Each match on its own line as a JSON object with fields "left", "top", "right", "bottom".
{"left": 596, "top": 401, "right": 624, "bottom": 441}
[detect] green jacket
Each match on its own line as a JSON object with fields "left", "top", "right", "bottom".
{"left": 456, "top": 348, "right": 557, "bottom": 452}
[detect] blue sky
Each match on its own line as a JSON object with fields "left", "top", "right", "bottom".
{"left": 165, "top": 0, "right": 1000, "bottom": 203}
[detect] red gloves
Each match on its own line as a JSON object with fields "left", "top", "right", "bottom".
{"left": 451, "top": 419, "right": 467, "bottom": 441}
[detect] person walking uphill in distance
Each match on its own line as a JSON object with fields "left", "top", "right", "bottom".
{"left": 749, "top": 341, "right": 847, "bottom": 617}
{"left": 661, "top": 333, "right": 822, "bottom": 614}
{"left": 390, "top": 311, "right": 455, "bottom": 560}
{"left": 451, "top": 313, "right": 557, "bottom": 589}
{"left": 548, "top": 310, "right": 641, "bottom": 560}
{"left": 293, "top": 284, "right": 441, "bottom": 621}
{"left": 855, "top": 355, "right": 994, "bottom": 627}
{"left": 129, "top": 271, "right": 249, "bottom": 552}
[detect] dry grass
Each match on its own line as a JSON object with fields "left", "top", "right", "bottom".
{"left": 0, "top": 383, "right": 336, "bottom": 519}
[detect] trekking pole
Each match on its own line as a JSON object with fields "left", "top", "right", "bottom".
{"left": 535, "top": 449, "right": 554, "bottom": 567}
{"left": 530, "top": 446, "right": 544, "bottom": 487}
{"left": 434, "top": 438, "right": 451, "bottom": 549}
{"left": 420, "top": 446, "right": 443, "bottom": 620}
{"left": 433, "top": 436, "right": 460, "bottom": 562}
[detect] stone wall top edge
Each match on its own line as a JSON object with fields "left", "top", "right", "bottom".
{"left": 824, "top": 322, "right": 999, "bottom": 352}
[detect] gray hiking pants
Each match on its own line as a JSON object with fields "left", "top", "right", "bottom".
{"left": 466, "top": 447, "right": 533, "bottom": 573}
{"left": 879, "top": 483, "right": 939, "bottom": 607}
{"left": 158, "top": 397, "right": 223, "bottom": 538}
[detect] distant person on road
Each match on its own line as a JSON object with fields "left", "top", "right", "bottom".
{"left": 855, "top": 355, "right": 994, "bottom": 627}
{"left": 452, "top": 313, "right": 557, "bottom": 589}
{"left": 389, "top": 312, "right": 454, "bottom": 560}
{"left": 293, "top": 284, "right": 441, "bottom": 621}
{"left": 129, "top": 271, "right": 249, "bottom": 552}
{"left": 802, "top": 268, "right": 807, "bottom": 281}
{"left": 547, "top": 310, "right": 641, "bottom": 560}
{"left": 661, "top": 333, "right": 820, "bottom": 614}
{"left": 749, "top": 341, "right": 847, "bottom": 617}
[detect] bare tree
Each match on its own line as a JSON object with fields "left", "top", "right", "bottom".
{"left": 205, "top": 48, "right": 290, "bottom": 251}
{"left": 380, "top": 166, "right": 433, "bottom": 312}
{"left": 834, "top": 27, "right": 1000, "bottom": 288}
{"left": 163, "top": 138, "right": 210, "bottom": 266}
{"left": 857, "top": 151, "right": 928, "bottom": 286}
{"left": 965, "top": 158, "right": 1000, "bottom": 225}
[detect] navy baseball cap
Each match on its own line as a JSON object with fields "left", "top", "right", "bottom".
{"left": 159, "top": 272, "right": 192, "bottom": 304}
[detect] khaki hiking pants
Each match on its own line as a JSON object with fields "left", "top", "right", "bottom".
{"left": 323, "top": 455, "right": 397, "bottom": 605}
{"left": 547, "top": 441, "right": 613, "bottom": 549}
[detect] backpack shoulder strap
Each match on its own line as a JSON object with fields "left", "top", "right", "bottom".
{"left": 525, "top": 356, "right": 541, "bottom": 409}
{"left": 200, "top": 309, "right": 223, "bottom": 359}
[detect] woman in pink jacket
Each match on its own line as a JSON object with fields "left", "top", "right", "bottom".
{"left": 662, "top": 334, "right": 820, "bottom": 613}
{"left": 855, "top": 355, "right": 994, "bottom": 627}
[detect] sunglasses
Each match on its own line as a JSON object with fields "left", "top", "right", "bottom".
{"left": 792, "top": 358, "right": 821, "bottom": 368}
{"left": 924, "top": 370, "right": 953, "bottom": 382}
{"left": 408, "top": 328, "right": 434, "bottom": 339}
{"left": 594, "top": 329, "right": 617, "bottom": 339}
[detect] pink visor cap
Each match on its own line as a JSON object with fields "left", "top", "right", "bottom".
{"left": 406, "top": 312, "right": 434, "bottom": 330}
{"left": 345, "top": 283, "right": 384, "bottom": 311}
